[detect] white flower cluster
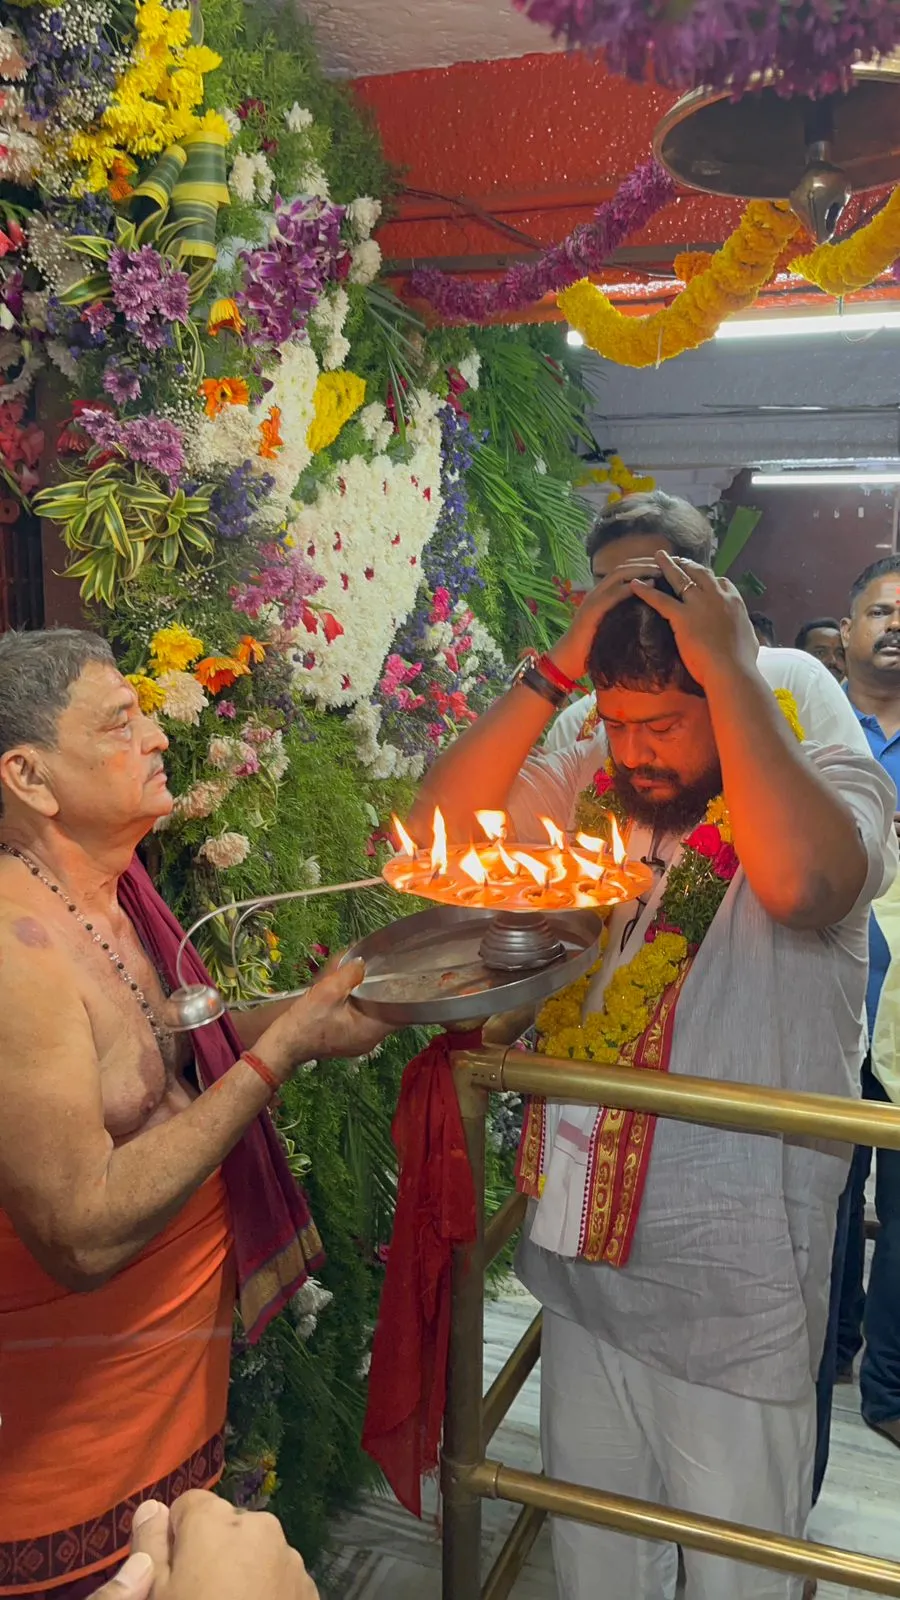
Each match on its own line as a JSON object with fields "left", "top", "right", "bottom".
{"left": 346, "top": 196, "right": 381, "bottom": 241}
{"left": 290, "top": 1276, "right": 334, "bottom": 1342}
{"left": 158, "top": 670, "right": 208, "bottom": 726}
{"left": 284, "top": 102, "right": 313, "bottom": 133}
{"left": 288, "top": 393, "right": 442, "bottom": 708}
{"left": 187, "top": 341, "right": 319, "bottom": 516}
{"left": 197, "top": 831, "right": 252, "bottom": 870}
{"left": 228, "top": 150, "right": 275, "bottom": 204}
{"left": 310, "top": 285, "right": 350, "bottom": 371}
{"left": 348, "top": 238, "right": 381, "bottom": 286}
{"left": 457, "top": 348, "right": 481, "bottom": 391}
{"left": 169, "top": 776, "right": 235, "bottom": 822}
{"left": 0, "top": 25, "right": 27, "bottom": 80}
{"left": 347, "top": 699, "right": 425, "bottom": 781}
{"left": 358, "top": 400, "right": 393, "bottom": 454}
{"left": 297, "top": 160, "right": 330, "bottom": 200}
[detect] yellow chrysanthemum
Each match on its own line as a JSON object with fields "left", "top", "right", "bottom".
{"left": 307, "top": 371, "right": 367, "bottom": 454}
{"left": 127, "top": 673, "right": 166, "bottom": 714}
{"left": 149, "top": 623, "right": 205, "bottom": 675}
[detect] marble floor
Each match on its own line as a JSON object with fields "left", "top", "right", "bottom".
{"left": 321, "top": 1281, "right": 900, "bottom": 1600}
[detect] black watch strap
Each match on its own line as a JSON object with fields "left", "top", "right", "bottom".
{"left": 519, "top": 664, "right": 567, "bottom": 709}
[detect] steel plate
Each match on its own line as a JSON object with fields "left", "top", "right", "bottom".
{"left": 344, "top": 904, "right": 605, "bottom": 1026}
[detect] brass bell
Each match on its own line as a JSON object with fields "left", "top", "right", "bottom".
{"left": 653, "top": 54, "right": 900, "bottom": 243}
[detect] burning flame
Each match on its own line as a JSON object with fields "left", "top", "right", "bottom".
{"left": 576, "top": 832, "right": 604, "bottom": 856}
{"left": 609, "top": 817, "right": 627, "bottom": 866}
{"left": 512, "top": 849, "right": 550, "bottom": 889}
{"left": 475, "top": 809, "right": 508, "bottom": 841}
{"left": 497, "top": 841, "right": 520, "bottom": 876}
{"left": 431, "top": 807, "right": 448, "bottom": 876}
{"left": 384, "top": 806, "right": 647, "bottom": 913}
{"left": 540, "top": 816, "right": 565, "bottom": 851}
{"left": 392, "top": 814, "right": 416, "bottom": 857}
{"left": 570, "top": 849, "right": 605, "bottom": 882}
{"left": 459, "top": 846, "right": 488, "bottom": 885}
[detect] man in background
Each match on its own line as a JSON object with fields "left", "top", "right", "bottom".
{"left": 796, "top": 619, "right": 846, "bottom": 683}
{"left": 749, "top": 611, "right": 777, "bottom": 648}
{"left": 832, "top": 558, "right": 900, "bottom": 1443}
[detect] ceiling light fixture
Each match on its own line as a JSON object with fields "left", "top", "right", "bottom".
{"left": 717, "top": 310, "right": 900, "bottom": 340}
{"left": 751, "top": 470, "right": 900, "bottom": 487}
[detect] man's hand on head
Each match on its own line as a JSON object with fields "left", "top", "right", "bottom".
{"left": 549, "top": 557, "right": 664, "bottom": 682}
{"left": 631, "top": 552, "right": 759, "bottom": 690}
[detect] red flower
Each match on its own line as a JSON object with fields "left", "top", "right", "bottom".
{"left": 686, "top": 823, "right": 721, "bottom": 859}
{"left": 592, "top": 768, "right": 614, "bottom": 798}
{"left": 712, "top": 842, "right": 739, "bottom": 881}
{"left": 322, "top": 612, "right": 344, "bottom": 644}
{"left": 299, "top": 605, "right": 319, "bottom": 635}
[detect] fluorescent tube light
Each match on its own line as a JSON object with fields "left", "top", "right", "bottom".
{"left": 751, "top": 470, "right": 900, "bottom": 487}
{"left": 717, "top": 310, "right": 900, "bottom": 340}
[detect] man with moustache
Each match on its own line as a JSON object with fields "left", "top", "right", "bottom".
{"left": 832, "top": 559, "right": 900, "bottom": 1441}
{"left": 409, "top": 553, "right": 895, "bottom": 1599}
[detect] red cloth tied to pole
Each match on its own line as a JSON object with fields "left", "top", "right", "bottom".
{"left": 361, "top": 1030, "right": 481, "bottom": 1516}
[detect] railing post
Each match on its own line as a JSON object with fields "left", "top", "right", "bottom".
{"left": 442, "top": 1059, "right": 488, "bottom": 1600}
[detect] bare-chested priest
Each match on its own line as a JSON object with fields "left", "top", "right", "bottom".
{"left": 0, "top": 629, "right": 389, "bottom": 1600}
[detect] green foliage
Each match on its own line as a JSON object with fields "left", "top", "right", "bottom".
{"left": 34, "top": 462, "right": 215, "bottom": 608}
{"left": 200, "top": 0, "right": 395, "bottom": 209}
{"left": 465, "top": 327, "right": 593, "bottom": 656}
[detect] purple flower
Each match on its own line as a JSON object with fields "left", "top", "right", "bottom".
{"left": 156, "top": 270, "right": 190, "bottom": 324}
{"left": 83, "top": 301, "right": 114, "bottom": 335}
{"left": 231, "top": 541, "right": 325, "bottom": 629}
{"left": 216, "top": 700, "right": 237, "bottom": 719}
{"left": 236, "top": 195, "right": 350, "bottom": 347}
{"left": 102, "top": 360, "right": 141, "bottom": 404}
{"left": 512, "top": 0, "right": 900, "bottom": 100}
{"left": 411, "top": 158, "right": 675, "bottom": 322}
{"left": 108, "top": 245, "right": 164, "bottom": 326}
{"left": 79, "top": 409, "right": 124, "bottom": 452}
{"left": 121, "top": 417, "right": 185, "bottom": 485}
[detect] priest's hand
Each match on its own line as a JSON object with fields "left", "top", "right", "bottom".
{"left": 117, "top": 1495, "right": 320, "bottom": 1600}
{"left": 258, "top": 957, "right": 390, "bottom": 1081}
{"left": 631, "top": 552, "right": 759, "bottom": 689}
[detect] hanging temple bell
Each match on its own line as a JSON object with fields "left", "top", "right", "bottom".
{"left": 652, "top": 55, "right": 900, "bottom": 244}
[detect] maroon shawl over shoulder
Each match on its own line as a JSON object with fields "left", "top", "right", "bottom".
{"left": 119, "top": 856, "right": 323, "bottom": 1342}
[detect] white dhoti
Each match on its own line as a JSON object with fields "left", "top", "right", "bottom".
{"left": 541, "top": 1310, "right": 815, "bottom": 1600}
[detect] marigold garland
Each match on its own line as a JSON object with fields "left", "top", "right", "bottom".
{"left": 545, "top": 689, "right": 804, "bottom": 1061}
{"left": 791, "top": 187, "right": 900, "bottom": 297}
{"left": 558, "top": 202, "right": 802, "bottom": 368}
{"left": 578, "top": 454, "right": 656, "bottom": 502}
{"left": 307, "top": 371, "right": 367, "bottom": 454}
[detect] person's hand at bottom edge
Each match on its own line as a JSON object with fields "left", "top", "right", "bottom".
{"left": 91, "top": 1491, "right": 320, "bottom": 1600}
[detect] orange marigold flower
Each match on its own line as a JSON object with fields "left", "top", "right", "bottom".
{"left": 258, "top": 405, "right": 283, "bottom": 459}
{"left": 207, "top": 297, "right": 246, "bottom": 338}
{"left": 235, "top": 634, "right": 266, "bottom": 667}
{"left": 198, "top": 377, "right": 250, "bottom": 420}
{"left": 193, "top": 656, "right": 250, "bottom": 694}
{"left": 108, "top": 156, "right": 136, "bottom": 203}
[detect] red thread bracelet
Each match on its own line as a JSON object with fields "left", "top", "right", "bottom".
{"left": 241, "top": 1050, "right": 280, "bottom": 1095}
{"left": 537, "top": 654, "right": 577, "bottom": 695}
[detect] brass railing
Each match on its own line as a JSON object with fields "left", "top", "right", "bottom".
{"left": 440, "top": 1011, "right": 900, "bottom": 1599}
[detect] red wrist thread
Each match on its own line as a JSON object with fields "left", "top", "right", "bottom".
{"left": 537, "top": 654, "right": 576, "bottom": 694}
{"left": 241, "top": 1050, "right": 280, "bottom": 1095}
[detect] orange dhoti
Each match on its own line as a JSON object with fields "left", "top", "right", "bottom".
{"left": 0, "top": 1172, "right": 234, "bottom": 1594}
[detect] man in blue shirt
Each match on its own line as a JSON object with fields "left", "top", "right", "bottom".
{"left": 835, "top": 556, "right": 900, "bottom": 1441}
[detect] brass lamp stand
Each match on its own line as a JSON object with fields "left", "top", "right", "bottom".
{"left": 440, "top": 1009, "right": 900, "bottom": 1598}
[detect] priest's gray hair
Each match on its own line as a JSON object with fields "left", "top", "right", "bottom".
{"left": 0, "top": 628, "right": 115, "bottom": 756}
